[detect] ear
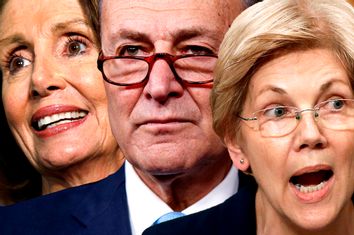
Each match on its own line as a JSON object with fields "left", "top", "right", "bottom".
{"left": 225, "top": 138, "right": 250, "bottom": 172}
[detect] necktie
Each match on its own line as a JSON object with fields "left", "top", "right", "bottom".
{"left": 153, "top": 211, "right": 185, "bottom": 225}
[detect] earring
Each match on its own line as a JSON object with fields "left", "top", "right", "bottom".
{"left": 239, "top": 159, "right": 245, "bottom": 164}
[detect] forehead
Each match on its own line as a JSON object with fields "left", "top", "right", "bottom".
{"left": 101, "top": 0, "right": 238, "bottom": 25}
{"left": 248, "top": 49, "right": 350, "bottom": 97}
{"left": 101, "top": 0, "right": 229, "bottom": 13}
{"left": 100, "top": 0, "right": 241, "bottom": 47}
{"left": 0, "top": 0, "right": 85, "bottom": 34}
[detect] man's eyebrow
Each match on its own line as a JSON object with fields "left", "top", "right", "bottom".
{"left": 113, "top": 29, "right": 151, "bottom": 43}
{"left": 51, "top": 18, "right": 90, "bottom": 34}
{"left": 173, "top": 27, "right": 218, "bottom": 45}
{"left": 112, "top": 28, "right": 209, "bottom": 43}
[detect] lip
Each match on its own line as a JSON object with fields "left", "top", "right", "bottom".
{"left": 137, "top": 118, "right": 193, "bottom": 126}
{"left": 31, "top": 105, "right": 87, "bottom": 122}
{"left": 137, "top": 118, "right": 193, "bottom": 133}
{"left": 291, "top": 164, "right": 332, "bottom": 177}
{"left": 289, "top": 164, "right": 334, "bottom": 203}
{"left": 31, "top": 104, "right": 88, "bottom": 138}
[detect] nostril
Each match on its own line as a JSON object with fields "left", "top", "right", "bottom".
{"left": 47, "top": 85, "right": 59, "bottom": 91}
{"left": 299, "top": 144, "right": 308, "bottom": 150}
{"left": 314, "top": 142, "right": 323, "bottom": 149}
{"left": 31, "top": 85, "right": 60, "bottom": 98}
{"left": 299, "top": 142, "right": 324, "bottom": 150}
{"left": 31, "top": 90, "right": 40, "bottom": 97}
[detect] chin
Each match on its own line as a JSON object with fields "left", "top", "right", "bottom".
{"left": 39, "top": 151, "right": 87, "bottom": 170}
{"left": 290, "top": 207, "right": 340, "bottom": 232}
{"left": 144, "top": 160, "right": 187, "bottom": 175}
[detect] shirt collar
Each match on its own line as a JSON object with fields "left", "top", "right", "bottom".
{"left": 125, "top": 161, "right": 239, "bottom": 235}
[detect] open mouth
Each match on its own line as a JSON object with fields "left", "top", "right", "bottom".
{"left": 290, "top": 169, "right": 333, "bottom": 193}
{"left": 32, "top": 111, "right": 88, "bottom": 131}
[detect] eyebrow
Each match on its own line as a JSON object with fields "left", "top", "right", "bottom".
{"left": 319, "top": 79, "right": 353, "bottom": 93}
{"left": 51, "top": 18, "right": 90, "bottom": 34}
{"left": 0, "top": 19, "right": 90, "bottom": 48}
{"left": 0, "top": 34, "right": 27, "bottom": 48}
{"left": 319, "top": 81, "right": 333, "bottom": 92}
{"left": 173, "top": 27, "right": 219, "bottom": 46}
{"left": 108, "top": 26, "right": 220, "bottom": 50}
{"left": 114, "top": 29, "right": 150, "bottom": 43}
{"left": 258, "top": 79, "right": 348, "bottom": 97}
{"left": 258, "top": 86, "right": 288, "bottom": 96}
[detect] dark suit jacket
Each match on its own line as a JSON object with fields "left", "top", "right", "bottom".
{"left": 143, "top": 173, "right": 257, "bottom": 235}
{"left": 0, "top": 164, "right": 131, "bottom": 235}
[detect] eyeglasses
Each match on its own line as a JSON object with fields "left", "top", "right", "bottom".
{"left": 239, "top": 99, "right": 354, "bottom": 137}
{"left": 97, "top": 52, "right": 218, "bottom": 86}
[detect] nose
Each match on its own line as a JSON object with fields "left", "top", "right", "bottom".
{"left": 294, "top": 111, "right": 328, "bottom": 151}
{"left": 30, "top": 57, "right": 66, "bottom": 98}
{"left": 143, "top": 59, "right": 184, "bottom": 104}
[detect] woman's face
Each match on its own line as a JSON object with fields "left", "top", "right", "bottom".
{"left": 0, "top": 0, "right": 118, "bottom": 172}
{"left": 229, "top": 49, "right": 354, "bottom": 230}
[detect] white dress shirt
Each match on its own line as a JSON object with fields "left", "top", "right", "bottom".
{"left": 125, "top": 161, "right": 239, "bottom": 235}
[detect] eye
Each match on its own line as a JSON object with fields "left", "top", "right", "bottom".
{"left": 65, "top": 37, "right": 88, "bottom": 56}
{"left": 7, "top": 55, "right": 31, "bottom": 75}
{"left": 328, "top": 99, "right": 344, "bottom": 110}
{"left": 263, "top": 106, "right": 290, "bottom": 118}
{"left": 118, "top": 45, "right": 147, "bottom": 56}
{"left": 181, "top": 45, "right": 214, "bottom": 56}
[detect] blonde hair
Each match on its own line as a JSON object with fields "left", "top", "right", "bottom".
{"left": 211, "top": 0, "right": 354, "bottom": 143}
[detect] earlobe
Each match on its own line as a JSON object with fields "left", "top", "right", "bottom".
{"left": 225, "top": 140, "right": 250, "bottom": 172}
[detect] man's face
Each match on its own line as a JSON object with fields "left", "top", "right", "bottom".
{"left": 100, "top": 0, "right": 242, "bottom": 175}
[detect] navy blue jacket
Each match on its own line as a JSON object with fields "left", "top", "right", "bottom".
{"left": 0, "top": 164, "right": 131, "bottom": 235}
{"left": 143, "top": 173, "right": 257, "bottom": 235}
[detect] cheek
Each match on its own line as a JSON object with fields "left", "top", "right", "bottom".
{"left": 107, "top": 85, "right": 142, "bottom": 115}
{"left": 243, "top": 133, "right": 291, "bottom": 178}
{"left": 2, "top": 82, "right": 28, "bottom": 126}
{"left": 74, "top": 66, "right": 108, "bottom": 104}
{"left": 334, "top": 134, "right": 354, "bottom": 170}
{"left": 187, "top": 87, "right": 212, "bottom": 117}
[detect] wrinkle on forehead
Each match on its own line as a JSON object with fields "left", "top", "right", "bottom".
{"left": 102, "top": 0, "right": 242, "bottom": 25}
{"left": 101, "top": 0, "right": 243, "bottom": 36}
{"left": 108, "top": 0, "right": 207, "bottom": 11}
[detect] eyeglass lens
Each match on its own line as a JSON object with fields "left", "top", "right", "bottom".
{"left": 255, "top": 99, "right": 354, "bottom": 137}
{"left": 102, "top": 55, "right": 216, "bottom": 85}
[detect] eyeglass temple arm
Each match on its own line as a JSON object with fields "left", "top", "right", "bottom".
{"left": 238, "top": 115, "right": 257, "bottom": 121}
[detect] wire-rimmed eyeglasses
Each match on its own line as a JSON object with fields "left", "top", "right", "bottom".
{"left": 97, "top": 52, "right": 218, "bottom": 86}
{"left": 238, "top": 99, "right": 354, "bottom": 137}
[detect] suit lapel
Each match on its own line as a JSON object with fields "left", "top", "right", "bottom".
{"left": 71, "top": 164, "right": 127, "bottom": 227}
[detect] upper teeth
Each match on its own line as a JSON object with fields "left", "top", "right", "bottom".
{"left": 295, "top": 181, "right": 326, "bottom": 193}
{"left": 37, "top": 111, "right": 87, "bottom": 129}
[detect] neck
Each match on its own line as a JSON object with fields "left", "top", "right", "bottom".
{"left": 41, "top": 150, "right": 124, "bottom": 194}
{"left": 135, "top": 155, "right": 232, "bottom": 211}
{"left": 256, "top": 191, "right": 354, "bottom": 235}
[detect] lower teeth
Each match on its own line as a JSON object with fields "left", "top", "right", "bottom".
{"left": 295, "top": 181, "right": 325, "bottom": 193}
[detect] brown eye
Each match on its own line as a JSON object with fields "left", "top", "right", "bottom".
{"left": 9, "top": 56, "right": 31, "bottom": 74}
{"left": 67, "top": 40, "right": 86, "bottom": 56}
{"left": 182, "top": 45, "right": 214, "bottom": 56}
{"left": 118, "top": 46, "right": 142, "bottom": 56}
